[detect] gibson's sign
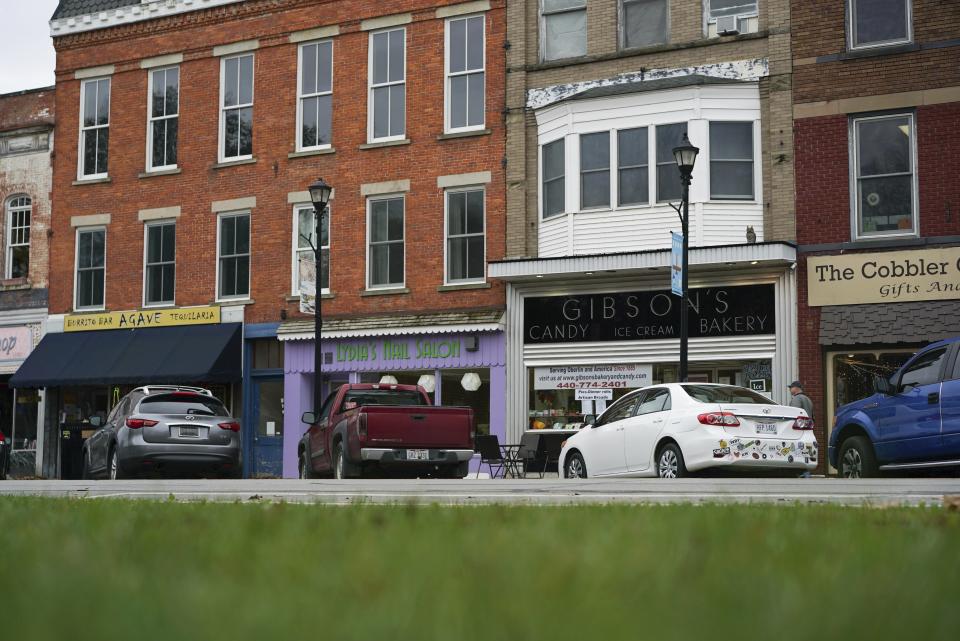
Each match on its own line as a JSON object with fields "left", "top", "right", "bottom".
{"left": 523, "top": 284, "right": 775, "bottom": 344}
{"left": 807, "top": 247, "right": 960, "bottom": 307}
{"left": 64, "top": 306, "right": 221, "bottom": 332}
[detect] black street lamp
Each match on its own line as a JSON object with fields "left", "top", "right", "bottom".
{"left": 672, "top": 134, "right": 699, "bottom": 383}
{"left": 308, "top": 177, "right": 332, "bottom": 414}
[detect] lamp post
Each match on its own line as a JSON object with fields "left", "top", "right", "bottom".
{"left": 672, "top": 134, "right": 699, "bottom": 383}
{"left": 308, "top": 177, "right": 332, "bottom": 414}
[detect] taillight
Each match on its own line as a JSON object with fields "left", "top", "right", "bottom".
{"left": 793, "top": 416, "right": 815, "bottom": 430}
{"left": 358, "top": 413, "right": 368, "bottom": 440}
{"left": 125, "top": 417, "right": 159, "bottom": 429}
{"left": 218, "top": 421, "right": 241, "bottom": 432}
{"left": 697, "top": 412, "right": 740, "bottom": 427}
{"left": 0, "top": 432, "right": 5, "bottom": 443}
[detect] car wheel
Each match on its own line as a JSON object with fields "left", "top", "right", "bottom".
{"left": 299, "top": 452, "right": 315, "bottom": 479}
{"left": 838, "top": 436, "right": 877, "bottom": 479}
{"left": 656, "top": 443, "right": 687, "bottom": 479}
{"left": 564, "top": 452, "right": 587, "bottom": 479}
{"left": 333, "top": 443, "right": 346, "bottom": 480}
{"left": 108, "top": 447, "right": 123, "bottom": 480}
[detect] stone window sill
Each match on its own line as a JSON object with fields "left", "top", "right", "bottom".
{"left": 0, "top": 278, "right": 30, "bottom": 291}
{"left": 285, "top": 293, "right": 335, "bottom": 302}
{"left": 437, "top": 282, "right": 491, "bottom": 292}
{"left": 139, "top": 168, "right": 182, "bottom": 179}
{"left": 211, "top": 157, "right": 257, "bottom": 170}
{"left": 437, "top": 129, "right": 491, "bottom": 141}
{"left": 360, "top": 287, "right": 410, "bottom": 297}
{"left": 72, "top": 176, "right": 111, "bottom": 186}
{"left": 288, "top": 147, "right": 336, "bottom": 159}
{"left": 359, "top": 139, "right": 411, "bottom": 150}
{"left": 213, "top": 298, "right": 255, "bottom": 306}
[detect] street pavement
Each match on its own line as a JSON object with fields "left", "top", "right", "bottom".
{"left": 1, "top": 477, "right": 959, "bottom": 506}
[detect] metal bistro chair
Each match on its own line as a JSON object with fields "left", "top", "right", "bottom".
{"left": 476, "top": 434, "right": 524, "bottom": 479}
{"left": 529, "top": 434, "right": 565, "bottom": 479}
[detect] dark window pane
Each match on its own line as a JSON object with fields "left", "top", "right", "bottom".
{"left": 317, "top": 42, "right": 332, "bottom": 93}
{"left": 302, "top": 43, "right": 317, "bottom": 95}
{"left": 624, "top": 0, "right": 667, "bottom": 48}
{"left": 467, "top": 235, "right": 484, "bottom": 278}
{"left": 162, "top": 264, "right": 175, "bottom": 302}
{"left": 92, "top": 268, "right": 104, "bottom": 306}
{"left": 581, "top": 171, "right": 610, "bottom": 209}
{"left": 656, "top": 123, "right": 687, "bottom": 163}
{"left": 224, "top": 111, "right": 239, "bottom": 157}
{"left": 83, "top": 82, "right": 97, "bottom": 127}
{"left": 710, "top": 161, "right": 754, "bottom": 199}
{"left": 236, "top": 256, "right": 249, "bottom": 296}
{"left": 544, "top": 178, "right": 565, "bottom": 217}
{"left": 450, "top": 19, "right": 467, "bottom": 73}
{"left": 302, "top": 96, "right": 318, "bottom": 147}
{"left": 152, "top": 120, "right": 166, "bottom": 168}
{"left": 166, "top": 118, "right": 178, "bottom": 166}
{"left": 220, "top": 217, "right": 235, "bottom": 255}
{"left": 96, "top": 129, "right": 109, "bottom": 174}
{"left": 221, "top": 257, "right": 237, "bottom": 296}
{"left": 371, "top": 245, "right": 389, "bottom": 285}
{"left": 96, "top": 79, "right": 110, "bottom": 126}
{"left": 388, "top": 29, "right": 404, "bottom": 82}
{"left": 450, "top": 75, "right": 467, "bottom": 129}
{"left": 91, "top": 231, "right": 105, "bottom": 267}
{"left": 162, "top": 224, "right": 175, "bottom": 261}
{"left": 710, "top": 122, "right": 753, "bottom": 160}
{"left": 152, "top": 70, "right": 166, "bottom": 118}
{"left": 166, "top": 68, "right": 179, "bottom": 114}
{"left": 580, "top": 132, "right": 609, "bottom": 170}
{"left": 83, "top": 129, "right": 97, "bottom": 175}
{"left": 238, "top": 107, "right": 253, "bottom": 156}
{"left": 468, "top": 72, "right": 484, "bottom": 126}
{"left": 236, "top": 215, "right": 250, "bottom": 254}
{"left": 859, "top": 175, "right": 913, "bottom": 233}
{"left": 371, "top": 201, "right": 388, "bottom": 242}
{"left": 619, "top": 167, "right": 649, "bottom": 205}
{"left": 657, "top": 166, "right": 682, "bottom": 202}
{"left": 11, "top": 247, "right": 28, "bottom": 279}
{"left": 316, "top": 94, "right": 332, "bottom": 145}
{"left": 389, "top": 84, "right": 405, "bottom": 137}
{"left": 373, "top": 86, "right": 389, "bottom": 139}
{"left": 372, "top": 32, "right": 389, "bottom": 85}
{"left": 388, "top": 241, "right": 404, "bottom": 283}
{"left": 224, "top": 57, "right": 238, "bottom": 106}
{"left": 467, "top": 16, "right": 484, "bottom": 69}
{"left": 466, "top": 190, "right": 484, "bottom": 233}
{"left": 147, "top": 265, "right": 162, "bottom": 303}
{"left": 449, "top": 237, "right": 466, "bottom": 281}
{"left": 854, "top": 0, "right": 909, "bottom": 46}
{"left": 238, "top": 55, "right": 253, "bottom": 104}
{"left": 858, "top": 117, "right": 910, "bottom": 176}
{"left": 543, "top": 139, "right": 565, "bottom": 180}
{"left": 618, "top": 128, "right": 648, "bottom": 167}
{"left": 147, "top": 226, "right": 162, "bottom": 263}
{"left": 448, "top": 192, "right": 466, "bottom": 235}
{"left": 388, "top": 199, "right": 404, "bottom": 240}
{"left": 543, "top": 11, "right": 587, "bottom": 60}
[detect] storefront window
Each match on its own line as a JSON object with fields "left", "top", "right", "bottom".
{"left": 360, "top": 370, "right": 436, "bottom": 404}
{"left": 832, "top": 351, "right": 913, "bottom": 412}
{"left": 440, "top": 368, "right": 490, "bottom": 436}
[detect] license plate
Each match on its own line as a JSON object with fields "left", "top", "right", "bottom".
{"left": 756, "top": 423, "right": 777, "bottom": 435}
{"left": 179, "top": 426, "right": 199, "bottom": 438}
{"left": 406, "top": 449, "right": 429, "bottom": 461}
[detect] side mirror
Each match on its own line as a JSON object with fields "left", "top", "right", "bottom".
{"left": 89, "top": 416, "right": 103, "bottom": 427}
{"left": 585, "top": 414, "right": 597, "bottom": 428}
{"left": 343, "top": 401, "right": 358, "bottom": 411}
{"left": 301, "top": 411, "right": 317, "bottom": 425}
{"left": 874, "top": 376, "right": 893, "bottom": 396}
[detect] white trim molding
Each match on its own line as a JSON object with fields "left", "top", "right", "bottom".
{"left": 51, "top": 0, "right": 247, "bottom": 37}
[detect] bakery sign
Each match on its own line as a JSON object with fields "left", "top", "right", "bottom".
{"left": 523, "top": 284, "right": 775, "bottom": 344}
{"left": 534, "top": 364, "right": 652, "bottom": 390}
{"left": 807, "top": 247, "right": 960, "bottom": 307}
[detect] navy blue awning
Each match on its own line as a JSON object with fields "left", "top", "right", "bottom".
{"left": 9, "top": 323, "right": 242, "bottom": 388}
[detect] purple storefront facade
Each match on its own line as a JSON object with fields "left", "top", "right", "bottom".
{"left": 279, "top": 329, "right": 506, "bottom": 478}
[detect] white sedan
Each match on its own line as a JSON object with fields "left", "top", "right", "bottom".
{"left": 559, "top": 383, "right": 818, "bottom": 478}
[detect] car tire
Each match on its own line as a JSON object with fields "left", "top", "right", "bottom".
{"left": 108, "top": 446, "right": 123, "bottom": 480}
{"left": 333, "top": 442, "right": 359, "bottom": 479}
{"left": 299, "top": 452, "right": 315, "bottom": 480}
{"left": 656, "top": 443, "right": 687, "bottom": 479}
{"left": 564, "top": 452, "right": 588, "bottom": 479}
{"left": 838, "top": 436, "right": 878, "bottom": 479}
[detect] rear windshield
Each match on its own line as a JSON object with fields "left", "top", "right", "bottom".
{"left": 680, "top": 385, "right": 776, "bottom": 405}
{"left": 343, "top": 390, "right": 426, "bottom": 407}
{"left": 138, "top": 393, "right": 229, "bottom": 416}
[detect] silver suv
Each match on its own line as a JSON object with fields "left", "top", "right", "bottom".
{"left": 82, "top": 386, "right": 241, "bottom": 479}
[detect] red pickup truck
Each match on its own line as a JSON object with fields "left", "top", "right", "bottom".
{"left": 298, "top": 383, "right": 476, "bottom": 479}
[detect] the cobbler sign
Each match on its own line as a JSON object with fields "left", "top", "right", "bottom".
{"left": 807, "top": 248, "right": 960, "bottom": 306}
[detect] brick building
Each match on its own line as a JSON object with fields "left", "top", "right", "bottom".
{"left": 14, "top": 0, "right": 507, "bottom": 478}
{"left": 0, "top": 86, "right": 54, "bottom": 477}
{"left": 793, "top": 0, "right": 960, "bottom": 472}
{"left": 489, "top": 0, "right": 804, "bottom": 449}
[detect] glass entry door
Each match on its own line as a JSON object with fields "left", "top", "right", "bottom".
{"left": 251, "top": 377, "right": 284, "bottom": 478}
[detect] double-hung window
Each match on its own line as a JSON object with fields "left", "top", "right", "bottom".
{"left": 446, "top": 15, "right": 485, "bottom": 132}
{"left": 541, "top": 0, "right": 587, "bottom": 61}
{"left": 293, "top": 204, "right": 330, "bottom": 294}
{"left": 367, "top": 196, "right": 404, "bottom": 288}
{"left": 617, "top": 128, "right": 649, "bottom": 206}
{"left": 656, "top": 123, "right": 687, "bottom": 202}
{"left": 580, "top": 132, "right": 610, "bottom": 210}
{"left": 79, "top": 77, "right": 110, "bottom": 178}
{"left": 144, "top": 221, "right": 175, "bottom": 306}
{"left": 369, "top": 29, "right": 406, "bottom": 141}
{"left": 849, "top": 0, "right": 912, "bottom": 49}
{"left": 298, "top": 40, "right": 333, "bottom": 150}
{"left": 620, "top": 0, "right": 667, "bottom": 49}
{"left": 5, "top": 196, "right": 30, "bottom": 279}
{"left": 446, "top": 189, "right": 485, "bottom": 283}
{"left": 220, "top": 54, "right": 254, "bottom": 161}
{"left": 147, "top": 66, "right": 179, "bottom": 170}
{"left": 218, "top": 213, "right": 250, "bottom": 299}
{"left": 542, "top": 139, "right": 565, "bottom": 218}
{"left": 852, "top": 113, "right": 916, "bottom": 237}
{"left": 76, "top": 227, "right": 105, "bottom": 310}
{"left": 709, "top": 122, "right": 755, "bottom": 200}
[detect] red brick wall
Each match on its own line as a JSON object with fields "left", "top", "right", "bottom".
{"left": 50, "top": 0, "right": 507, "bottom": 324}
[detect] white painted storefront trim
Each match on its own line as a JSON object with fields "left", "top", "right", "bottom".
{"left": 51, "top": 0, "right": 247, "bottom": 37}
{"left": 279, "top": 322, "right": 505, "bottom": 342}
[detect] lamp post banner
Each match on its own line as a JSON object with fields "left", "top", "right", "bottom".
{"left": 299, "top": 255, "right": 316, "bottom": 314}
{"left": 671, "top": 232, "right": 683, "bottom": 297}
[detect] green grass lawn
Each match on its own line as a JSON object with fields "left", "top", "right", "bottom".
{"left": 1, "top": 498, "right": 958, "bottom": 641}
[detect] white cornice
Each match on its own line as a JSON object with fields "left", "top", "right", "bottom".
{"left": 50, "top": 0, "right": 248, "bottom": 37}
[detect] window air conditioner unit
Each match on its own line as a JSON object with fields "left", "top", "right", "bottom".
{"left": 716, "top": 15, "right": 740, "bottom": 36}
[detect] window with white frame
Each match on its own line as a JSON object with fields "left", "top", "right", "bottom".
{"left": 621, "top": 0, "right": 667, "bottom": 49}
{"left": 709, "top": 0, "right": 758, "bottom": 19}
{"left": 446, "top": 189, "right": 485, "bottom": 283}
{"left": 541, "top": 0, "right": 587, "bottom": 61}
{"left": 79, "top": 77, "right": 110, "bottom": 178}
{"left": 220, "top": 54, "right": 254, "bottom": 161}
{"left": 656, "top": 123, "right": 687, "bottom": 202}
{"left": 617, "top": 128, "right": 648, "bottom": 206}
{"left": 542, "top": 139, "right": 565, "bottom": 218}
{"left": 293, "top": 204, "right": 329, "bottom": 294}
{"left": 218, "top": 212, "right": 250, "bottom": 299}
{"left": 5, "top": 195, "right": 30, "bottom": 279}
{"left": 580, "top": 132, "right": 610, "bottom": 209}
{"left": 446, "top": 15, "right": 485, "bottom": 132}
{"left": 369, "top": 29, "right": 406, "bottom": 141}
{"left": 298, "top": 41, "right": 333, "bottom": 150}
{"left": 852, "top": 113, "right": 916, "bottom": 237}
{"left": 76, "top": 227, "right": 105, "bottom": 310}
{"left": 144, "top": 220, "right": 175, "bottom": 306}
{"left": 709, "top": 122, "right": 754, "bottom": 200}
{"left": 148, "top": 66, "right": 179, "bottom": 170}
{"left": 849, "top": 0, "right": 911, "bottom": 49}
{"left": 367, "top": 196, "right": 404, "bottom": 288}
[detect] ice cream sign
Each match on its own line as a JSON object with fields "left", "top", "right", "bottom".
{"left": 0, "top": 326, "right": 33, "bottom": 362}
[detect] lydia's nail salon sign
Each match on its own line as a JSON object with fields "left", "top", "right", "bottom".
{"left": 523, "top": 285, "right": 774, "bottom": 344}
{"left": 807, "top": 247, "right": 960, "bottom": 306}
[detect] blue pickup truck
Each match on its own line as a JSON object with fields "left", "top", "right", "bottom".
{"left": 830, "top": 337, "right": 960, "bottom": 477}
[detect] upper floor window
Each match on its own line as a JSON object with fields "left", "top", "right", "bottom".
{"left": 218, "top": 212, "right": 250, "bottom": 299}
{"left": 849, "top": 0, "right": 912, "bottom": 49}
{"left": 5, "top": 195, "right": 30, "bottom": 279}
{"left": 656, "top": 123, "right": 687, "bottom": 202}
{"left": 147, "top": 66, "right": 179, "bottom": 171}
{"left": 369, "top": 28, "right": 406, "bottom": 142}
{"left": 580, "top": 132, "right": 610, "bottom": 209}
{"left": 293, "top": 204, "right": 330, "bottom": 294}
{"left": 617, "top": 128, "right": 648, "bottom": 206}
{"left": 446, "top": 15, "right": 485, "bottom": 132}
{"left": 621, "top": 0, "right": 667, "bottom": 49}
{"left": 446, "top": 188, "right": 485, "bottom": 284}
{"left": 541, "top": 0, "right": 586, "bottom": 61}
{"left": 76, "top": 227, "right": 106, "bottom": 310}
{"left": 144, "top": 220, "right": 175, "bottom": 306}
{"left": 298, "top": 40, "right": 333, "bottom": 151}
{"left": 79, "top": 77, "right": 110, "bottom": 178}
{"left": 852, "top": 113, "right": 916, "bottom": 238}
{"left": 220, "top": 54, "right": 254, "bottom": 161}
{"left": 542, "top": 139, "right": 566, "bottom": 218}
{"left": 709, "top": 0, "right": 758, "bottom": 19}
{"left": 709, "top": 122, "right": 755, "bottom": 200}
{"left": 367, "top": 196, "right": 405, "bottom": 288}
